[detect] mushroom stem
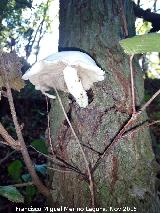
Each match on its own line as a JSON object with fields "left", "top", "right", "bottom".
{"left": 63, "top": 66, "right": 88, "bottom": 108}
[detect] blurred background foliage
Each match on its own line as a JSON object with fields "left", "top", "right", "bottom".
{"left": 135, "top": 0, "right": 160, "bottom": 79}
{"left": 0, "top": 0, "right": 52, "bottom": 209}
{"left": 0, "top": 0, "right": 52, "bottom": 62}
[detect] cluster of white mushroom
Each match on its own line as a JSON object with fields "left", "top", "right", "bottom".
{"left": 22, "top": 51, "right": 105, "bottom": 108}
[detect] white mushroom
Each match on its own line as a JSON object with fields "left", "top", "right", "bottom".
{"left": 22, "top": 51, "right": 105, "bottom": 108}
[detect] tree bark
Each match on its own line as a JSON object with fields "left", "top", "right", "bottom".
{"left": 49, "top": 0, "right": 160, "bottom": 212}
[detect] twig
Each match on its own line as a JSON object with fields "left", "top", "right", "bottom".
{"left": 34, "top": 0, "right": 50, "bottom": 63}
{"left": 147, "top": 120, "right": 160, "bottom": 127}
{"left": 45, "top": 96, "right": 55, "bottom": 157}
{"left": 0, "top": 150, "right": 16, "bottom": 164}
{"left": 27, "top": 0, "right": 50, "bottom": 62}
{"left": 92, "top": 53, "right": 138, "bottom": 173}
{"left": 0, "top": 122, "right": 20, "bottom": 150}
{"left": 153, "top": 0, "right": 158, "bottom": 12}
{"left": 8, "top": 182, "right": 33, "bottom": 188}
{"left": 30, "top": 145, "right": 87, "bottom": 179}
{"left": 92, "top": 54, "right": 160, "bottom": 174}
{"left": 54, "top": 88, "right": 95, "bottom": 207}
{"left": 122, "top": 120, "right": 160, "bottom": 138}
{"left": 139, "top": 89, "right": 160, "bottom": 113}
{"left": 48, "top": 166, "right": 73, "bottom": 173}
{"left": 80, "top": 142, "right": 101, "bottom": 155}
{"left": 2, "top": 64, "right": 50, "bottom": 197}
{"left": 130, "top": 55, "right": 136, "bottom": 114}
{"left": 92, "top": 113, "right": 138, "bottom": 173}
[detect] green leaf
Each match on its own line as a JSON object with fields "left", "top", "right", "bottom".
{"left": 119, "top": 33, "right": 160, "bottom": 55}
{"left": 8, "top": 160, "right": 23, "bottom": 182}
{"left": 0, "top": 186, "right": 24, "bottom": 203}
{"left": 25, "top": 185, "right": 37, "bottom": 203}
{"left": 144, "top": 93, "right": 151, "bottom": 102}
{"left": 21, "top": 173, "right": 32, "bottom": 182}
{"left": 31, "top": 139, "right": 48, "bottom": 154}
{"left": 35, "top": 164, "right": 47, "bottom": 175}
{"left": 136, "top": 21, "right": 152, "bottom": 34}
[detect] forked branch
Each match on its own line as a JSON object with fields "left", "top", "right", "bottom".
{"left": 92, "top": 54, "right": 160, "bottom": 173}
{"left": 0, "top": 52, "right": 50, "bottom": 197}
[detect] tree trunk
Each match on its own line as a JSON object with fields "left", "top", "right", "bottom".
{"left": 49, "top": 0, "right": 160, "bottom": 212}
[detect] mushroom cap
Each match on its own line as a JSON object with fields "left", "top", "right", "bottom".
{"left": 22, "top": 51, "right": 105, "bottom": 90}
{"left": 22, "top": 51, "right": 105, "bottom": 107}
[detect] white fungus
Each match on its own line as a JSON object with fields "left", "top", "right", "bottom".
{"left": 22, "top": 51, "right": 105, "bottom": 108}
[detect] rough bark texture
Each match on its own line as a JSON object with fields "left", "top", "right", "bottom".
{"left": 49, "top": 0, "right": 160, "bottom": 212}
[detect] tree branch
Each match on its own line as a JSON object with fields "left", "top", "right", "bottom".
{"left": 92, "top": 52, "right": 160, "bottom": 173}
{"left": 0, "top": 122, "right": 21, "bottom": 150}
{"left": 0, "top": 53, "right": 50, "bottom": 197}
{"left": 140, "top": 89, "right": 160, "bottom": 112}
{"left": 130, "top": 55, "right": 136, "bottom": 114}
{"left": 0, "top": 150, "right": 16, "bottom": 165}
{"left": 8, "top": 182, "right": 33, "bottom": 188}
